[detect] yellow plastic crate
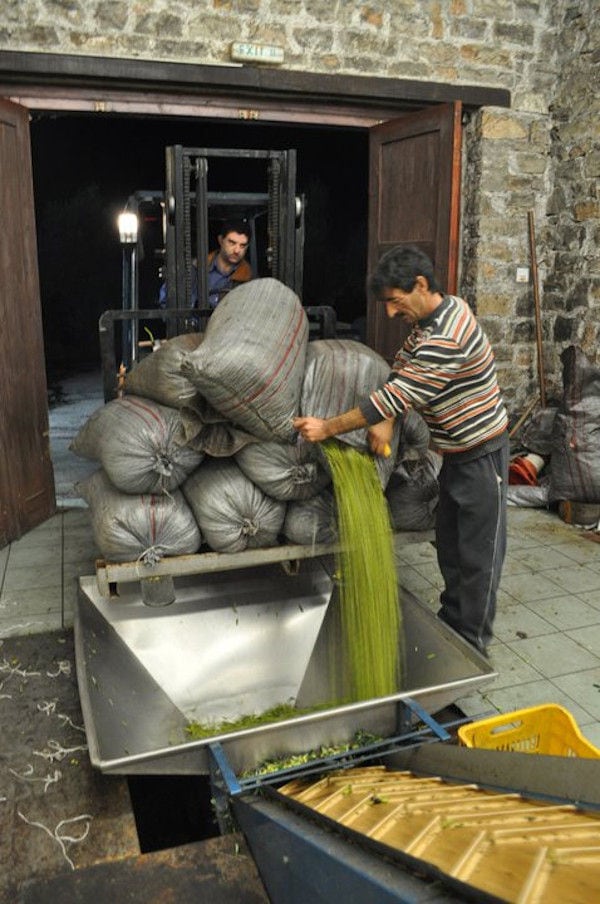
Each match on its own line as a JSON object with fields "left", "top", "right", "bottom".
{"left": 458, "top": 703, "right": 600, "bottom": 758}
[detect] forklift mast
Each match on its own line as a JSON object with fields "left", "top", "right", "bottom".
{"left": 163, "top": 145, "right": 303, "bottom": 337}
{"left": 105, "top": 145, "right": 336, "bottom": 396}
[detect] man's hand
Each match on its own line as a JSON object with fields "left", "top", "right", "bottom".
{"left": 294, "top": 410, "right": 394, "bottom": 456}
{"left": 293, "top": 416, "right": 330, "bottom": 443}
{"left": 367, "top": 418, "right": 395, "bottom": 457}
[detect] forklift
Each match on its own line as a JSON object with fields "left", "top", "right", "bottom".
{"left": 103, "top": 144, "right": 336, "bottom": 401}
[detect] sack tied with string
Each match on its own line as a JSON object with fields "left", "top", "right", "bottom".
{"left": 77, "top": 469, "right": 201, "bottom": 563}
{"left": 235, "top": 439, "right": 330, "bottom": 502}
{"left": 182, "top": 458, "right": 286, "bottom": 553}
{"left": 69, "top": 395, "right": 203, "bottom": 494}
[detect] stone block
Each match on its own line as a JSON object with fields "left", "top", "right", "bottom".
{"left": 341, "top": 28, "right": 394, "bottom": 55}
{"left": 512, "top": 152, "right": 548, "bottom": 175}
{"left": 513, "top": 92, "right": 550, "bottom": 115}
{"left": 359, "top": 6, "right": 384, "bottom": 28}
{"left": 583, "top": 151, "right": 600, "bottom": 179}
{"left": 477, "top": 241, "right": 515, "bottom": 262}
{"left": 449, "top": 18, "right": 488, "bottom": 40}
{"left": 481, "top": 112, "right": 528, "bottom": 140}
{"left": 477, "top": 318, "right": 508, "bottom": 345}
{"left": 546, "top": 186, "right": 567, "bottom": 216}
{"left": 553, "top": 315, "right": 577, "bottom": 342}
{"left": 581, "top": 320, "right": 599, "bottom": 351}
{"left": 512, "top": 347, "right": 534, "bottom": 367}
{"left": 574, "top": 200, "right": 600, "bottom": 221}
{"left": 476, "top": 293, "right": 515, "bottom": 316}
{"left": 292, "top": 26, "right": 335, "bottom": 52}
{"left": 511, "top": 320, "right": 535, "bottom": 343}
{"left": 459, "top": 44, "right": 512, "bottom": 68}
{"left": 493, "top": 22, "right": 535, "bottom": 46}
{"left": 515, "top": 293, "right": 537, "bottom": 319}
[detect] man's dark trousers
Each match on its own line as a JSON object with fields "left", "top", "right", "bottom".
{"left": 436, "top": 434, "right": 509, "bottom": 654}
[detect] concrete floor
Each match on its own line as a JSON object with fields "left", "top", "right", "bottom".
{"left": 1, "top": 370, "right": 600, "bottom": 749}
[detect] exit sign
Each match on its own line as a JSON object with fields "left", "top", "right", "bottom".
{"left": 230, "top": 42, "right": 285, "bottom": 65}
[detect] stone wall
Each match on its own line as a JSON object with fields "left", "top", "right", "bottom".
{"left": 544, "top": 2, "right": 600, "bottom": 393}
{"left": 0, "top": 0, "right": 597, "bottom": 415}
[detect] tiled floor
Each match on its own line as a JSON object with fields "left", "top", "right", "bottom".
{"left": 395, "top": 506, "right": 600, "bottom": 747}
{"left": 1, "top": 502, "right": 599, "bottom": 749}
{"left": 0, "top": 506, "right": 99, "bottom": 637}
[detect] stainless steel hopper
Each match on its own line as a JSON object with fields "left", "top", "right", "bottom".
{"left": 75, "top": 553, "right": 496, "bottom": 776}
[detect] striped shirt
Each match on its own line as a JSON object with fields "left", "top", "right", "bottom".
{"left": 359, "top": 295, "right": 508, "bottom": 455}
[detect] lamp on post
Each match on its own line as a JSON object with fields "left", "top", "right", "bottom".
{"left": 117, "top": 211, "right": 139, "bottom": 370}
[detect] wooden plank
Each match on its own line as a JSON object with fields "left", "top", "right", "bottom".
{"left": 0, "top": 85, "right": 402, "bottom": 126}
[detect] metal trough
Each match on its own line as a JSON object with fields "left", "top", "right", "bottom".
{"left": 75, "top": 555, "right": 495, "bottom": 775}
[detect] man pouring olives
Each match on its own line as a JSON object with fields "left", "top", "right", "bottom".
{"left": 294, "top": 245, "right": 509, "bottom": 657}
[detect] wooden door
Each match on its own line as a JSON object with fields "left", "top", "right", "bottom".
{"left": 0, "top": 98, "right": 55, "bottom": 547}
{"left": 367, "top": 102, "right": 462, "bottom": 362}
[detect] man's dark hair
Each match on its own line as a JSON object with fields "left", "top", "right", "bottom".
{"left": 220, "top": 218, "right": 251, "bottom": 240}
{"left": 368, "top": 245, "right": 442, "bottom": 296}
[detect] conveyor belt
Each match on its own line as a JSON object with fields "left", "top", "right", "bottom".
{"left": 279, "top": 765, "right": 600, "bottom": 903}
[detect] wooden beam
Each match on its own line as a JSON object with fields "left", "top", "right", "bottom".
{"left": 0, "top": 50, "right": 511, "bottom": 114}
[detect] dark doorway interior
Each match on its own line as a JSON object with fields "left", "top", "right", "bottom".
{"left": 30, "top": 114, "right": 369, "bottom": 383}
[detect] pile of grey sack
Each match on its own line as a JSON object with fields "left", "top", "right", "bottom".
{"left": 71, "top": 278, "right": 439, "bottom": 563}
{"left": 510, "top": 345, "right": 600, "bottom": 523}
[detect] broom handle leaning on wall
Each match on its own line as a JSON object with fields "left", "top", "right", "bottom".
{"left": 527, "top": 210, "right": 547, "bottom": 408}
{"left": 509, "top": 394, "right": 540, "bottom": 440}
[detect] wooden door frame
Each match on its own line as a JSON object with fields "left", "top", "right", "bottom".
{"left": 366, "top": 103, "right": 463, "bottom": 361}
{"left": 0, "top": 98, "right": 56, "bottom": 544}
{"left": 0, "top": 54, "right": 508, "bottom": 540}
{"left": 0, "top": 50, "right": 510, "bottom": 126}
